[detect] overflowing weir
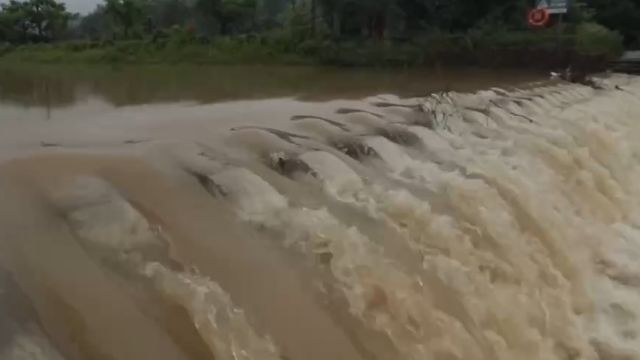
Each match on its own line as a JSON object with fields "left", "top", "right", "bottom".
{"left": 1, "top": 74, "right": 640, "bottom": 360}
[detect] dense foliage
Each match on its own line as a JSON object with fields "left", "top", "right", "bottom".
{"left": 0, "top": 0, "right": 632, "bottom": 66}
{"left": 587, "top": 0, "right": 640, "bottom": 48}
{"left": 0, "top": 0, "right": 635, "bottom": 43}
{"left": 0, "top": 0, "right": 72, "bottom": 42}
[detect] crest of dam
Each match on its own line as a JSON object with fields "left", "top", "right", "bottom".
{"left": 1, "top": 74, "right": 640, "bottom": 360}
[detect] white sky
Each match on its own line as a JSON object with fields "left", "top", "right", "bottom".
{"left": 1, "top": 0, "right": 100, "bottom": 14}
{"left": 63, "top": 0, "right": 100, "bottom": 14}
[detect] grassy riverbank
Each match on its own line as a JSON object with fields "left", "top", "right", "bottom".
{"left": 0, "top": 24, "right": 624, "bottom": 69}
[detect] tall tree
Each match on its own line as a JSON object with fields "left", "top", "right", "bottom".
{"left": 255, "top": 0, "right": 288, "bottom": 28}
{"left": 196, "top": 0, "right": 256, "bottom": 35}
{"left": 0, "top": 0, "right": 70, "bottom": 42}
{"left": 75, "top": 5, "right": 109, "bottom": 39}
{"left": 0, "top": 0, "right": 31, "bottom": 42}
{"left": 24, "top": 0, "right": 70, "bottom": 41}
{"left": 151, "top": 0, "right": 191, "bottom": 28}
{"left": 585, "top": 0, "right": 640, "bottom": 46}
{"left": 104, "top": 0, "right": 145, "bottom": 38}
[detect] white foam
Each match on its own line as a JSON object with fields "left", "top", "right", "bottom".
{"left": 143, "top": 263, "right": 282, "bottom": 360}
{"left": 0, "top": 333, "right": 65, "bottom": 360}
{"left": 210, "top": 168, "right": 288, "bottom": 222}
{"left": 299, "top": 151, "right": 364, "bottom": 196}
{"left": 57, "top": 177, "right": 158, "bottom": 250}
{"left": 214, "top": 167, "right": 484, "bottom": 360}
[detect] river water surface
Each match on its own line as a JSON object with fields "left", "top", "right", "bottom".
{"left": 1, "top": 65, "right": 640, "bottom": 360}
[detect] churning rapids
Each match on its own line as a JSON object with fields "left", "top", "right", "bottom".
{"left": 1, "top": 74, "right": 640, "bottom": 360}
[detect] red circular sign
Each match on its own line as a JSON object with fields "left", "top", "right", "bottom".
{"left": 528, "top": 8, "right": 550, "bottom": 27}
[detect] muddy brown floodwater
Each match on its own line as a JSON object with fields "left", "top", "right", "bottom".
{"left": 1, "top": 65, "right": 640, "bottom": 360}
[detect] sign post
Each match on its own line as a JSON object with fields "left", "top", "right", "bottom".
{"left": 536, "top": 0, "right": 569, "bottom": 54}
{"left": 537, "top": 0, "right": 569, "bottom": 14}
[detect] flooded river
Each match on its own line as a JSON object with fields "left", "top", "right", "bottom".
{"left": 1, "top": 65, "right": 640, "bottom": 360}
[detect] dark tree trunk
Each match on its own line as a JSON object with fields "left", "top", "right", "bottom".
{"left": 373, "top": 13, "right": 385, "bottom": 40}
{"left": 311, "top": 0, "right": 317, "bottom": 36}
{"left": 332, "top": 10, "right": 340, "bottom": 37}
{"left": 21, "top": 24, "right": 29, "bottom": 43}
{"left": 220, "top": 20, "right": 229, "bottom": 35}
{"left": 36, "top": 23, "right": 44, "bottom": 40}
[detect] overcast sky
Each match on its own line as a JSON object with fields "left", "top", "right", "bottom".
{"left": 1, "top": 0, "right": 100, "bottom": 14}
{"left": 63, "top": 0, "right": 100, "bottom": 14}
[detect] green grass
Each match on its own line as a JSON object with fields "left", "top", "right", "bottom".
{"left": 0, "top": 28, "right": 624, "bottom": 68}
{"left": 0, "top": 40, "right": 312, "bottom": 65}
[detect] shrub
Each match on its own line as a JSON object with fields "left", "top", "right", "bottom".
{"left": 575, "top": 22, "right": 623, "bottom": 57}
{"left": 61, "top": 40, "right": 102, "bottom": 52}
{"left": 0, "top": 43, "right": 13, "bottom": 56}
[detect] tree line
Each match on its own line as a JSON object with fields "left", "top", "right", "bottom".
{"left": 0, "top": 0, "right": 71, "bottom": 42}
{"left": 1, "top": 0, "right": 639, "bottom": 47}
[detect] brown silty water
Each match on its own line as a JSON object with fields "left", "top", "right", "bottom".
{"left": 1, "top": 66, "right": 640, "bottom": 360}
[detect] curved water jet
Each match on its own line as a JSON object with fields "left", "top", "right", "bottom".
{"left": 0, "top": 74, "right": 639, "bottom": 360}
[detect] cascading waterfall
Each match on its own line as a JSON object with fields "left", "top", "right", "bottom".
{"left": 1, "top": 74, "right": 640, "bottom": 360}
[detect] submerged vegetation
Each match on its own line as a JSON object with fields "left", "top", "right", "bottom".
{"left": 0, "top": 0, "right": 631, "bottom": 67}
